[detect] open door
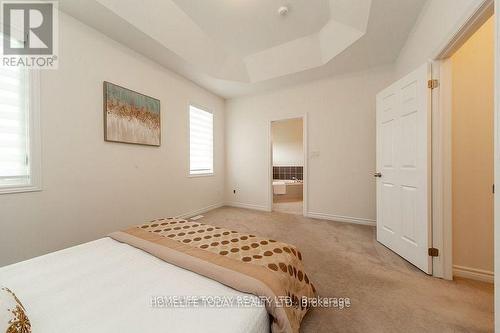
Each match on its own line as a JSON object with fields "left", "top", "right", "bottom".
{"left": 375, "top": 63, "right": 432, "bottom": 274}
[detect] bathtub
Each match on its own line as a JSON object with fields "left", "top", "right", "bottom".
{"left": 273, "top": 179, "right": 303, "bottom": 201}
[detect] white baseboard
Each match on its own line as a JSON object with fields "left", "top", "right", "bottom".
{"left": 175, "top": 202, "right": 224, "bottom": 219}
{"left": 453, "top": 265, "right": 494, "bottom": 283}
{"left": 225, "top": 202, "right": 271, "bottom": 212}
{"left": 306, "top": 211, "right": 376, "bottom": 226}
{"left": 223, "top": 203, "right": 375, "bottom": 227}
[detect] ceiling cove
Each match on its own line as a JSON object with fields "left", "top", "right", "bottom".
{"left": 59, "top": 0, "right": 427, "bottom": 97}
{"left": 95, "top": 0, "right": 371, "bottom": 83}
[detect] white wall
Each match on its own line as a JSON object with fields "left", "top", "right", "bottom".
{"left": 272, "top": 118, "right": 303, "bottom": 166}
{"left": 225, "top": 66, "right": 394, "bottom": 220}
{"left": 0, "top": 13, "right": 225, "bottom": 266}
{"left": 396, "top": 0, "right": 487, "bottom": 77}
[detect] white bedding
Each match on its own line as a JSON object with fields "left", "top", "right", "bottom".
{"left": 0, "top": 238, "right": 270, "bottom": 333}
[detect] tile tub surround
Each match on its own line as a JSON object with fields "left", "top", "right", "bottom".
{"left": 273, "top": 166, "right": 303, "bottom": 180}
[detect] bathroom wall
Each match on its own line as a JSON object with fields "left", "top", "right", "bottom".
{"left": 272, "top": 118, "right": 303, "bottom": 167}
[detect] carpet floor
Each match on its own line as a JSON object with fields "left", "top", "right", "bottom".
{"left": 201, "top": 206, "right": 494, "bottom": 333}
{"left": 273, "top": 200, "right": 303, "bottom": 215}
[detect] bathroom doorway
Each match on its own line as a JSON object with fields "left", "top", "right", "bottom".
{"left": 270, "top": 117, "right": 305, "bottom": 215}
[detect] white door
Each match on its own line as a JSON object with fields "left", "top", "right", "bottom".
{"left": 376, "top": 63, "right": 432, "bottom": 274}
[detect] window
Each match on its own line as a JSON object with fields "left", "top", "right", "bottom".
{"left": 0, "top": 64, "right": 41, "bottom": 193}
{"left": 189, "top": 105, "right": 213, "bottom": 176}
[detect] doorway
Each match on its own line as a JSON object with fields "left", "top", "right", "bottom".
{"left": 375, "top": 4, "right": 495, "bottom": 280}
{"left": 433, "top": 14, "right": 495, "bottom": 282}
{"left": 270, "top": 118, "right": 305, "bottom": 215}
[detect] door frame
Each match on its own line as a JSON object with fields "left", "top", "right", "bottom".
{"left": 430, "top": 0, "right": 494, "bottom": 280}
{"left": 267, "top": 114, "right": 308, "bottom": 216}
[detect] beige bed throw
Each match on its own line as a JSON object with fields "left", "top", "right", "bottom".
{"left": 109, "top": 217, "right": 316, "bottom": 333}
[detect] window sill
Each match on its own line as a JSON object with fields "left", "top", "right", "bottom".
{"left": 0, "top": 185, "right": 42, "bottom": 195}
{"left": 188, "top": 173, "right": 215, "bottom": 178}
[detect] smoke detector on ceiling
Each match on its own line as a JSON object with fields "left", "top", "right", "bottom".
{"left": 278, "top": 6, "right": 289, "bottom": 16}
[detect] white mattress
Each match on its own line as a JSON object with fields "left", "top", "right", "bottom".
{"left": 0, "top": 238, "right": 270, "bottom": 333}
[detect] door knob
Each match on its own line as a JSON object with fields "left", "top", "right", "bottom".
{"left": 374, "top": 172, "right": 382, "bottom": 178}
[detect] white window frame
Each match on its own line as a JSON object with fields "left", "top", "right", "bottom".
{"left": 0, "top": 70, "right": 42, "bottom": 194}
{"left": 188, "top": 103, "right": 214, "bottom": 177}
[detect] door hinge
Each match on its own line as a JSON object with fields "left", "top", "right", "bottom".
{"left": 428, "top": 79, "right": 439, "bottom": 89}
{"left": 428, "top": 248, "right": 439, "bottom": 257}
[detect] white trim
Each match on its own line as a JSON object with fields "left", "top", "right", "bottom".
{"left": 431, "top": 0, "right": 494, "bottom": 281}
{"left": 306, "top": 211, "right": 376, "bottom": 226}
{"left": 175, "top": 202, "right": 224, "bottom": 219}
{"left": 0, "top": 70, "right": 42, "bottom": 195}
{"left": 267, "top": 115, "right": 308, "bottom": 215}
{"left": 188, "top": 173, "right": 215, "bottom": 178}
{"left": 225, "top": 202, "right": 270, "bottom": 212}
{"left": 267, "top": 121, "right": 273, "bottom": 212}
{"left": 303, "top": 114, "right": 309, "bottom": 216}
{"left": 29, "top": 70, "right": 42, "bottom": 190}
{"left": 0, "top": 183, "right": 41, "bottom": 195}
{"left": 453, "top": 265, "right": 494, "bottom": 283}
{"left": 433, "top": 0, "right": 494, "bottom": 60}
{"left": 431, "top": 59, "right": 453, "bottom": 280}
{"left": 224, "top": 202, "right": 376, "bottom": 227}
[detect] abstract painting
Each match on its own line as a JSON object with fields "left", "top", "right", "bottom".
{"left": 103, "top": 81, "right": 161, "bottom": 146}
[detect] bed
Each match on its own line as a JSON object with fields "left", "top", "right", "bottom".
{"left": 0, "top": 237, "right": 270, "bottom": 333}
{"left": 0, "top": 218, "right": 314, "bottom": 333}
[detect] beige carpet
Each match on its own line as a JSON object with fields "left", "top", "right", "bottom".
{"left": 201, "top": 206, "right": 494, "bottom": 333}
{"left": 273, "top": 200, "right": 303, "bottom": 215}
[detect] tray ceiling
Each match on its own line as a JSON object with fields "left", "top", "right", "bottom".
{"left": 59, "top": 0, "right": 426, "bottom": 97}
